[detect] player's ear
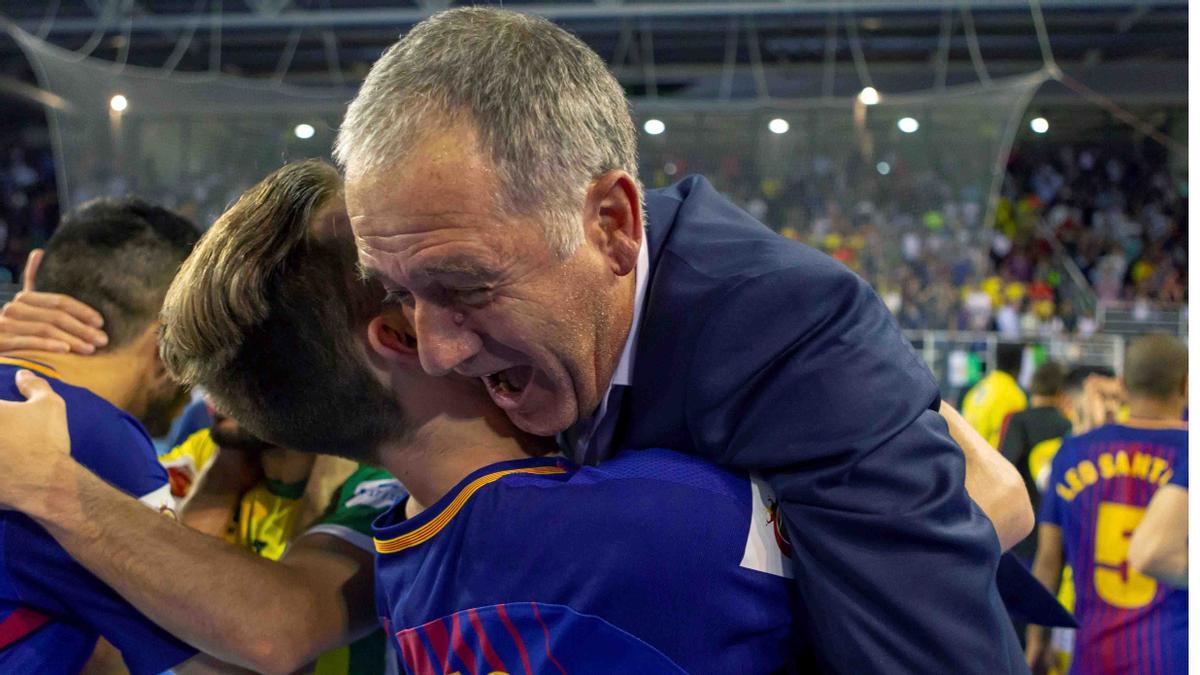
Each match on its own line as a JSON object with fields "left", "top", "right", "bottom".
{"left": 367, "top": 306, "right": 420, "bottom": 369}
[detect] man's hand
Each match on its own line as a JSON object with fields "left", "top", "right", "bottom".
{"left": 1076, "top": 374, "right": 1123, "bottom": 434}
{"left": 939, "top": 400, "right": 1034, "bottom": 550}
{"left": 0, "top": 370, "right": 78, "bottom": 519}
{"left": 0, "top": 249, "right": 108, "bottom": 354}
{"left": 205, "top": 446, "right": 267, "bottom": 499}
{"left": 180, "top": 445, "right": 265, "bottom": 538}
{"left": 1024, "top": 632, "right": 1054, "bottom": 675}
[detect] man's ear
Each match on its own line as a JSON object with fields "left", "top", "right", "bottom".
{"left": 583, "top": 170, "right": 642, "bottom": 277}
{"left": 142, "top": 322, "right": 177, "bottom": 388}
{"left": 367, "top": 306, "right": 420, "bottom": 368}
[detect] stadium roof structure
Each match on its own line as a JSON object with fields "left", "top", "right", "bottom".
{"left": 0, "top": 0, "right": 1185, "bottom": 101}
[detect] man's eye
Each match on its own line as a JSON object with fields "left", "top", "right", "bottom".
{"left": 384, "top": 289, "right": 414, "bottom": 306}
{"left": 455, "top": 287, "right": 492, "bottom": 306}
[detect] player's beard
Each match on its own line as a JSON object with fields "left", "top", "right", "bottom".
{"left": 140, "top": 384, "right": 192, "bottom": 438}
{"left": 210, "top": 417, "right": 276, "bottom": 452}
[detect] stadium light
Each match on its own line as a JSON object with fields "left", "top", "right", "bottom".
{"left": 109, "top": 94, "right": 128, "bottom": 112}
{"left": 876, "top": 161, "right": 891, "bottom": 175}
{"left": 858, "top": 87, "right": 880, "bottom": 106}
{"left": 768, "top": 118, "right": 790, "bottom": 135}
{"left": 897, "top": 117, "right": 919, "bottom": 134}
{"left": 1030, "top": 117, "right": 1049, "bottom": 134}
{"left": 644, "top": 119, "right": 666, "bottom": 136}
{"left": 294, "top": 123, "right": 315, "bottom": 140}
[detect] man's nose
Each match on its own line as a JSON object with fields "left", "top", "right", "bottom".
{"left": 412, "top": 301, "right": 482, "bottom": 376}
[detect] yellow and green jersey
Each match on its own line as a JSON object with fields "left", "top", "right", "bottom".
{"left": 159, "top": 429, "right": 305, "bottom": 560}
{"left": 160, "top": 432, "right": 405, "bottom": 674}
{"left": 304, "top": 465, "right": 407, "bottom": 675}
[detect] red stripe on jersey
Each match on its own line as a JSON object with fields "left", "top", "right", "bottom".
{"left": 531, "top": 602, "right": 567, "bottom": 675}
{"left": 467, "top": 607, "right": 505, "bottom": 672}
{"left": 496, "top": 603, "right": 533, "bottom": 675}
{"left": 0, "top": 608, "right": 50, "bottom": 649}
{"left": 423, "top": 616, "right": 453, "bottom": 674}
{"left": 997, "top": 412, "right": 1015, "bottom": 451}
{"left": 449, "top": 611, "right": 478, "bottom": 675}
{"left": 398, "top": 628, "right": 438, "bottom": 675}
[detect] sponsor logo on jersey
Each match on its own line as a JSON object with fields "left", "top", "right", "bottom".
{"left": 347, "top": 478, "right": 407, "bottom": 510}
{"left": 739, "top": 475, "right": 794, "bottom": 579}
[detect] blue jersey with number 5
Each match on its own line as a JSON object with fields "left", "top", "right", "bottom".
{"left": 1040, "top": 423, "right": 1187, "bottom": 675}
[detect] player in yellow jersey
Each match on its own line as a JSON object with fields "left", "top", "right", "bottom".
{"left": 963, "top": 342, "right": 1028, "bottom": 447}
{"left": 160, "top": 411, "right": 318, "bottom": 560}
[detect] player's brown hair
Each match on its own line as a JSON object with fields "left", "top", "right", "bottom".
{"left": 40, "top": 197, "right": 199, "bottom": 348}
{"left": 1030, "top": 361, "right": 1066, "bottom": 397}
{"left": 1123, "top": 333, "right": 1188, "bottom": 401}
{"left": 159, "top": 159, "right": 408, "bottom": 460}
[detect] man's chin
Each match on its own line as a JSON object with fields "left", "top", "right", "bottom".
{"left": 505, "top": 405, "right": 576, "bottom": 439}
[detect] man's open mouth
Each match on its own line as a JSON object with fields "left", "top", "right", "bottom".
{"left": 483, "top": 366, "right": 534, "bottom": 405}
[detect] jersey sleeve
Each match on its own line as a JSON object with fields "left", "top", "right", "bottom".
{"left": 1038, "top": 445, "right": 1069, "bottom": 527}
{"left": 999, "top": 414, "right": 1026, "bottom": 465}
{"left": 302, "top": 466, "right": 405, "bottom": 552}
{"left": 63, "top": 389, "right": 177, "bottom": 513}
{"left": 1169, "top": 446, "right": 1187, "bottom": 488}
{"left": 1, "top": 514, "right": 196, "bottom": 675}
{"left": 157, "top": 428, "right": 220, "bottom": 502}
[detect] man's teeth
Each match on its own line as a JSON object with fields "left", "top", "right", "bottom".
{"left": 488, "top": 369, "right": 523, "bottom": 395}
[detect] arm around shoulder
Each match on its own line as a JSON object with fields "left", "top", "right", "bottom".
{"left": 940, "top": 401, "right": 1034, "bottom": 550}
{"left": 686, "top": 263, "right": 1023, "bottom": 672}
{"left": 1128, "top": 484, "right": 1188, "bottom": 587}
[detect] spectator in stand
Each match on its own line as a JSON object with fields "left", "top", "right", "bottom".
{"left": 962, "top": 342, "right": 1028, "bottom": 448}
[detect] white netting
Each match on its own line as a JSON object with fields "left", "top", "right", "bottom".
{"left": 9, "top": 21, "right": 1044, "bottom": 284}
{"left": 11, "top": 24, "right": 350, "bottom": 228}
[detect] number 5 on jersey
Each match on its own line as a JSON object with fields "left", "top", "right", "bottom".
{"left": 1094, "top": 501, "right": 1156, "bottom": 609}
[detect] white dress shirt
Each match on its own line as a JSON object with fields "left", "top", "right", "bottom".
{"left": 564, "top": 234, "right": 650, "bottom": 462}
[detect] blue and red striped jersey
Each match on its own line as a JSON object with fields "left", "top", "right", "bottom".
{"left": 0, "top": 358, "right": 196, "bottom": 674}
{"left": 1039, "top": 422, "right": 1187, "bottom": 675}
{"left": 373, "top": 449, "right": 796, "bottom": 674}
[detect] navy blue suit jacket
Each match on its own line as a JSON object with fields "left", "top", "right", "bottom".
{"left": 610, "top": 176, "right": 1051, "bottom": 672}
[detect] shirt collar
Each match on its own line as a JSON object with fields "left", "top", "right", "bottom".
{"left": 557, "top": 232, "right": 650, "bottom": 461}
{"left": 611, "top": 234, "right": 650, "bottom": 387}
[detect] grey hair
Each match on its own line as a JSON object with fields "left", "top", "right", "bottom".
{"left": 334, "top": 7, "right": 640, "bottom": 258}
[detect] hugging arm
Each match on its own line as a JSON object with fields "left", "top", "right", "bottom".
{"left": 688, "top": 263, "right": 1025, "bottom": 673}
{"left": 0, "top": 372, "right": 376, "bottom": 675}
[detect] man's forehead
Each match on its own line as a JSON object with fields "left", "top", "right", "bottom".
{"left": 350, "top": 207, "right": 497, "bottom": 238}
{"left": 355, "top": 236, "right": 502, "bottom": 282}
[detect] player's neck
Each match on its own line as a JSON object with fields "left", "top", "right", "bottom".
{"left": 1125, "top": 396, "right": 1186, "bottom": 425}
{"left": 3, "top": 349, "right": 144, "bottom": 413}
{"left": 1030, "top": 395, "right": 1059, "bottom": 408}
{"left": 382, "top": 410, "right": 557, "bottom": 518}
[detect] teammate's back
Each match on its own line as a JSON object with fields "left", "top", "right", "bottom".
{"left": 373, "top": 448, "right": 795, "bottom": 674}
{"left": 1044, "top": 422, "right": 1186, "bottom": 673}
{"left": 0, "top": 197, "right": 199, "bottom": 673}
{"left": 0, "top": 359, "right": 190, "bottom": 673}
{"left": 1031, "top": 334, "right": 1188, "bottom": 675}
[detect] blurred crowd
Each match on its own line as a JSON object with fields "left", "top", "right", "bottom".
{"left": 717, "top": 142, "right": 1187, "bottom": 337}
{"left": 0, "top": 148, "right": 59, "bottom": 284}
{"left": 3, "top": 137, "right": 1187, "bottom": 340}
